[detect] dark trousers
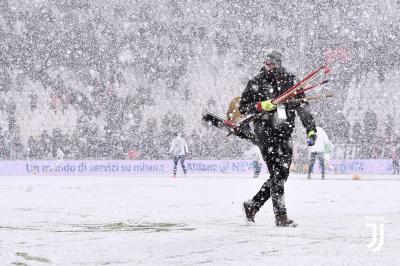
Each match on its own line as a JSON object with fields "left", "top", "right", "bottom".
{"left": 252, "top": 161, "right": 262, "bottom": 178}
{"left": 393, "top": 160, "right": 399, "bottom": 174}
{"left": 308, "top": 152, "right": 325, "bottom": 176}
{"left": 173, "top": 155, "right": 187, "bottom": 175}
{"left": 251, "top": 138, "right": 292, "bottom": 216}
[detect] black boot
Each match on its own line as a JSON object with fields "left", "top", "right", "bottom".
{"left": 242, "top": 200, "right": 258, "bottom": 223}
{"left": 275, "top": 214, "right": 298, "bottom": 227}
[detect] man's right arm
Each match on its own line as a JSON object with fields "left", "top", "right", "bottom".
{"left": 239, "top": 79, "right": 260, "bottom": 115}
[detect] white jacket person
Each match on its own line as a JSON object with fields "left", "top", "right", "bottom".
{"left": 310, "top": 126, "right": 333, "bottom": 154}
{"left": 169, "top": 133, "right": 189, "bottom": 157}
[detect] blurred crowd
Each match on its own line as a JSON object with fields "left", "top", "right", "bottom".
{"left": 0, "top": 1, "right": 399, "bottom": 160}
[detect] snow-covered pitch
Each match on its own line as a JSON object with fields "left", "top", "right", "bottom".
{"left": 1, "top": 174, "right": 399, "bottom": 265}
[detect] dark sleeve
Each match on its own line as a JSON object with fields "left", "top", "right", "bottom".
{"left": 239, "top": 79, "right": 260, "bottom": 115}
{"left": 294, "top": 97, "right": 317, "bottom": 134}
{"left": 286, "top": 73, "right": 316, "bottom": 134}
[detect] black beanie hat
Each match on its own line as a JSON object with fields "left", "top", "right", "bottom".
{"left": 264, "top": 50, "right": 283, "bottom": 66}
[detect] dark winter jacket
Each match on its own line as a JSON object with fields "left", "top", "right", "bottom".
{"left": 239, "top": 66, "right": 316, "bottom": 143}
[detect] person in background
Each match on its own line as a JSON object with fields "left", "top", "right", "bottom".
{"left": 0, "top": 127, "right": 5, "bottom": 159}
{"left": 28, "top": 136, "right": 38, "bottom": 159}
{"left": 56, "top": 148, "right": 65, "bottom": 161}
{"left": 169, "top": 132, "right": 189, "bottom": 178}
{"left": 307, "top": 126, "right": 333, "bottom": 180}
{"left": 392, "top": 143, "right": 399, "bottom": 175}
{"left": 243, "top": 145, "right": 263, "bottom": 178}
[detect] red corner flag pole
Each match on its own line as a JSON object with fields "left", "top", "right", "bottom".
{"left": 273, "top": 65, "right": 331, "bottom": 104}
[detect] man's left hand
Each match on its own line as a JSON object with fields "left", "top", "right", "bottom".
{"left": 307, "top": 130, "right": 317, "bottom": 146}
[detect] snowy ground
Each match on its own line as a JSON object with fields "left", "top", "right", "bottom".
{"left": 1, "top": 174, "right": 399, "bottom": 265}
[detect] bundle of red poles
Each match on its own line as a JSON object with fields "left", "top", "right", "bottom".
{"left": 273, "top": 65, "right": 331, "bottom": 104}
